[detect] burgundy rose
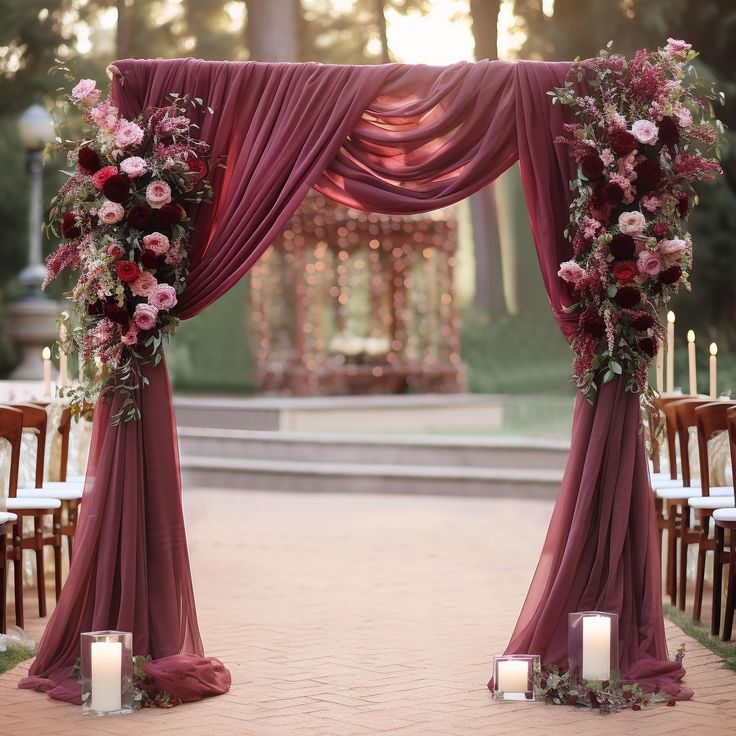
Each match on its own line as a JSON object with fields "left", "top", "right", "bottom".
{"left": 60, "top": 212, "right": 81, "bottom": 239}
{"left": 155, "top": 203, "right": 182, "bottom": 228}
{"left": 87, "top": 300, "right": 105, "bottom": 316}
{"left": 105, "top": 303, "right": 130, "bottom": 328}
{"left": 676, "top": 192, "right": 689, "bottom": 217}
{"left": 614, "top": 286, "right": 642, "bottom": 308}
{"left": 609, "top": 233, "right": 636, "bottom": 260}
{"left": 600, "top": 182, "right": 624, "bottom": 206}
{"left": 115, "top": 260, "right": 141, "bottom": 283}
{"left": 639, "top": 337, "right": 656, "bottom": 357}
{"left": 612, "top": 260, "right": 637, "bottom": 283}
{"left": 652, "top": 222, "right": 670, "bottom": 239}
{"left": 612, "top": 131, "right": 638, "bottom": 156}
{"left": 632, "top": 313, "right": 655, "bottom": 330}
{"left": 77, "top": 145, "right": 101, "bottom": 173}
{"left": 659, "top": 264, "right": 682, "bottom": 285}
{"left": 103, "top": 174, "right": 131, "bottom": 203}
{"left": 187, "top": 156, "right": 207, "bottom": 182}
{"left": 580, "top": 311, "right": 606, "bottom": 337}
{"left": 634, "top": 158, "right": 662, "bottom": 193}
{"left": 658, "top": 116, "right": 680, "bottom": 148}
{"left": 581, "top": 153, "right": 605, "bottom": 181}
{"left": 139, "top": 250, "right": 159, "bottom": 269}
{"left": 127, "top": 204, "right": 153, "bottom": 230}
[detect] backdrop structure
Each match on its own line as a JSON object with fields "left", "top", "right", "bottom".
{"left": 20, "top": 56, "right": 688, "bottom": 703}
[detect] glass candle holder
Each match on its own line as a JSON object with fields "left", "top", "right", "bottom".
{"left": 80, "top": 631, "right": 134, "bottom": 716}
{"left": 568, "top": 611, "right": 619, "bottom": 682}
{"left": 492, "top": 654, "right": 539, "bottom": 701}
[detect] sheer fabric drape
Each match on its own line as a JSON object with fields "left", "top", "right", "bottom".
{"left": 20, "top": 56, "right": 689, "bottom": 703}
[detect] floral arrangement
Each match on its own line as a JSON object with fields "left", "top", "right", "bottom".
{"left": 551, "top": 40, "right": 723, "bottom": 398}
{"left": 44, "top": 76, "right": 212, "bottom": 422}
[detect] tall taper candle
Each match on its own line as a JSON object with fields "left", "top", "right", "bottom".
{"left": 42, "top": 347, "right": 52, "bottom": 398}
{"left": 687, "top": 330, "right": 696, "bottom": 395}
{"left": 666, "top": 311, "right": 676, "bottom": 393}
{"left": 58, "top": 312, "right": 69, "bottom": 388}
{"left": 655, "top": 347, "right": 664, "bottom": 394}
{"left": 709, "top": 343, "right": 718, "bottom": 399}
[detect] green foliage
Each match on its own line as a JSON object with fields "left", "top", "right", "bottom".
{"left": 0, "top": 645, "right": 36, "bottom": 675}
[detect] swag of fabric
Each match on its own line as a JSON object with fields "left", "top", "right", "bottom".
{"left": 19, "top": 57, "right": 690, "bottom": 704}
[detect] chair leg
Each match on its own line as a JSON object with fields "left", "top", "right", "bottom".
{"left": 12, "top": 530, "right": 23, "bottom": 630}
{"left": 667, "top": 504, "right": 678, "bottom": 605}
{"left": 723, "top": 534, "right": 736, "bottom": 641}
{"left": 679, "top": 504, "right": 690, "bottom": 611}
{"left": 693, "top": 516, "right": 710, "bottom": 622}
{"left": 1, "top": 532, "right": 6, "bottom": 635}
{"left": 53, "top": 511, "right": 62, "bottom": 601}
{"left": 34, "top": 517, "right": 46, "bottom": 618}
{"left": 655, "top": 497, "right": 664, "bottom": 554}
{"left": 712, "top": 525, "right": 725, "bottom": 636}
{"left": 66, "top": 533, "right": 74, "bottom": 563}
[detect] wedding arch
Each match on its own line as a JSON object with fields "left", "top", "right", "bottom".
{"left": 19, "top": 51, "right": 711, "bottom": 704}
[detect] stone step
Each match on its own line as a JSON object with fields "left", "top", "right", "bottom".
{"left": 177, "top": 428, "right": 570, "bottom": 471}
{"left": 180, "top": 456, "right": 563, "bottom": 499}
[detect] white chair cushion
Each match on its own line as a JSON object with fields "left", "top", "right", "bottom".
{"left": 0, "top": 511, "right": 18, "bottom": 525}
{"left": 18, "top": 486, "right": 82, "bottom": 502}
{"left": 656, "top": 485, "right": 733, "bottom": 500}
{"left": 6, "top": 497, "right": 62, "bottom": 510}
{"left": 714, "top": 508, "right": 736, "bottom": 523}
{"left": 66, "top": 475, "right": 86, "bottom": 484}
{"left": 652, "top": 478, "right": 701, "bottom": 489}
{"left": 688, "top": 496, "right": 735, "bottom": 510}
{"left": 19, "top": 480, "right": 84, "bottom": 494}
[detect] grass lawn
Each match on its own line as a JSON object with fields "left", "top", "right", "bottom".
{"left": 664, "top": 604, "right": 736, "bottom": 672}
{"left": 0, "top": 645, "right": 35, "bottom": 676}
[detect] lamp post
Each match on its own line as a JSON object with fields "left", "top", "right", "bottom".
{"left": 8, "top": 104, "right": 61, "bottom": 380}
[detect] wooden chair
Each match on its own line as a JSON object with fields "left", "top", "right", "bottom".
{"left": 0, "top": 406, "right": 61, "bottom": 628}
{"left": 0, "top": 511, "right": 17, "bottom": 634}
{"left": 688, "top": 401, "right": 736, "bottom": 624}
{"left": 713, "top": 406, "right": 736, "bottom": 640}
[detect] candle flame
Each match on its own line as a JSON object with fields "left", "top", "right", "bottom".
{"left": 41, "top": 347, "right": 51, "bottom": 360}
{"left": 710, "top": 342, "right": 718, "bottom": 357}
{"left": 687, "top": 329, "right": 695, "bottom": 343}
{"left": 667, "top": 311, "right": 676, "bottom": 324}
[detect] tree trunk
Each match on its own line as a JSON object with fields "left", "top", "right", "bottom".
{"left": 375, "top": 0, "right": 390, "bottom": 63}
{"left": 116, "top": 0, "right": 134, "bottom": 59}
{"left": 468, "top": 0, "right": 505, "bottom": 313}
{"left": 245, "top": 0, "right": 300, "bottom": 62}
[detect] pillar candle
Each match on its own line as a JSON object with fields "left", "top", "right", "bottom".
{"left": 90, "top": 641, "right": 122, "bottom": 713}
{"left": 497, "top": 659, "right": 529, "bottom": 693}
{"left": 582, "top": 615, "right": 611, "bottom": 681}
{"left": 709, "top": 343, "right": 718, "bottom": 399}
{"left": 687, "top": 330, "right": 696, "bottom": 395}
{"left": 42, "top": 347, "right": 52, "bottom": 398}
{"left": 666, "top": 311, "right": 675, "bottom": 393}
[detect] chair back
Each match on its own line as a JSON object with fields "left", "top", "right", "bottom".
{"left": 671, "top": 398, "right": 713, "bottom": 486}
{"left": 728, "top": 406, "right": 736, "bottom": 505}
{"left": 695, "top": 401, "right": 736, "bottom": 496}
{"left": 10, "top": 404, "right": 48, "bottom": 488}
{"left": 654, "top": 395, "right": 694, "bottom": 476}
{"left": 0, "top": 406, "right": 24, "bottom": 499}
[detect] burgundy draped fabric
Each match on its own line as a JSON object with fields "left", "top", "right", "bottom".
{"left": 20, "top": 57, "right": 690, "bottom": 704}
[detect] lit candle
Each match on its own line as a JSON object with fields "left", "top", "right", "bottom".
{"left": 497, "top": 659, "right": 529, "bottom": 694}
{"left": 666, "top": 311, "right": 676, "bottom": 393}
{"left": 42, "top": 347, "right": 52, "bottom": 398}
{"left": 710, "top": 343, "right": 718, "bottom": 399}
{"left": 582, "top": 615, "right": 611, "bottom": 681}
{"left": 90, "top": 641, "right": 122, "bottom": 713}
{"left": 687, "top": 330, "right": 696, "bottom": 395}
{"left": 59, "top": 313, "right": 68, "bottom": 388}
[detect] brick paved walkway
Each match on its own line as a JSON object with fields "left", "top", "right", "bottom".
{"left": 2, "top": 490, "right": 735, "bottom": 735}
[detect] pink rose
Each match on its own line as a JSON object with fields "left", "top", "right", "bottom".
{"left": 114, "top": 120, "right": 144, "bottom": 149}
{"left": 130, "top": 271, "right": 158, "bottom": 297}
{"left": 120, "top": 156, "right": 148, "bottom": 178}
{"left": 665, "top": 38, "right": 692, "bottom": 57}
{"left": 142, "top": 232, "right": 170, "bottom": 255}
{"left": 71, "top": 78, "right": 101, "bottom": 103}
{"left": 146, "top": 180, "right": 172, "bottom": 209}
{"left": 133, "top": 303, "right": 159, "bottom": 331}
{"left": 631, "top": 120, "right": 659, "bottom": 146}
{"left": 148, "top": 283, "right": 178, "bottom": 311}
{"left": 106, "top": 243, "right": 124, "bottom": 260}
{"left": 98, "top": 200, "right": 124, "bottom": 225}
{"left": 557, "top": 260, "right": 585, "bottom": 284}
{"left": 92, "top": 165, "right": 118, "bottom": 190}
{"left": 658, "top": 238, "right": 688, "bottom": 265}
{"left": 673, "top": 103, "right": 693, "bottom": 129}
{"left": 618, "top": 211, "right": 646, "bottom": 235}
{"left": 637, "top": 250, "right": 663, "bottom": 276}
{"left": 121, "top": 325, "right": 140, "bottom": 346}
